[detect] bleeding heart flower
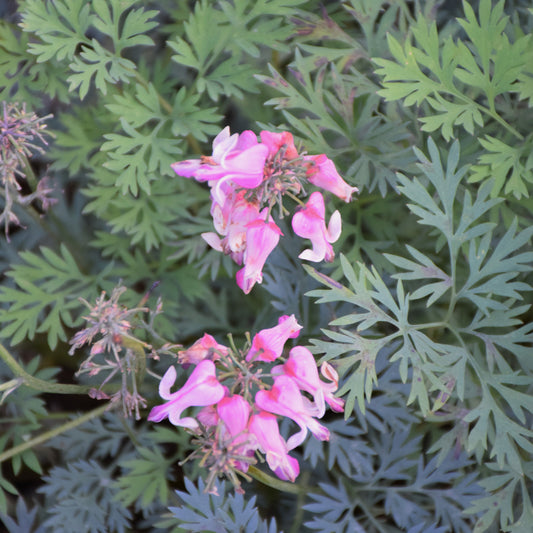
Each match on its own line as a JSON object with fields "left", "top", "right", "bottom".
{"left": 255, "top": 375, "right": 329, "bottom": 450}
{"left": 217, "top": 395, "right": 256, "bottom": 472}
{"left": 305, "top": 154, "right": 358, "bottom": 202}
{"left": 260, "top": 130, "right": 299, "bottom": 160}
{"left": 273, "top": 346, "right": 344, "bottom": 416}
{"left": 292, "top": 191, "right": 341, "bottom": 262}
{"left": 248, "top": 411, "right": 300, "bottom": 482}
{"left": 172, "top": 127, "right": 269, "bottom": 205}
{"left": 246, "top": 314, "right": 302, "bottom": 363}
{"left": 148, "top": 360, "right": 225, "bottom": 430}
{"left": 178, "top": 334, "right": 229, "bottom": 366}
{"left": 236, "top": 217, "right": 282, "bottom": 294}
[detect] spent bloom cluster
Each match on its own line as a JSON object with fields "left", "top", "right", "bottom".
{"left": 0, "top": 102, "right": 55, "bottom": 237}
{"left": 147, "top": 315, "right": 344, "bottom": 493}
{"left": 172, "top": 127, "right": 357, "bottom": 293}
{"left": 69, "top": 285, "right": 173, "bottom": 420}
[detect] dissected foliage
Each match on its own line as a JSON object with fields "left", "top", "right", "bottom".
{"left": 0, "top": 0, "right": 531, "bottom": 532}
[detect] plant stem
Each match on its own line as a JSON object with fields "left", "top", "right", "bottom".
{"left": 0, "top": 378, "right": 20, "bottom": 393}
{"left": 288, "top": 470, "right": 310, "bottom": 533}
{"left": 247, "top": 465, "right": 304, "bottom": 495}
{"left": 0, "top": 343, "right": 109, "bottom": 395}
{"left": 0, "top": 403, "right": 111, "bottom": 464}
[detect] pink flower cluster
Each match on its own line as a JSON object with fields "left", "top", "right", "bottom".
{"left": 172, "top": 127, "right": 358, "bottom": 293}
{"left": 148, "top": 315, "right": 344, "bottom": 492}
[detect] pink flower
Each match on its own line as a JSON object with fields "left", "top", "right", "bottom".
{"left": 178, "top": 334, "right": 229, "bottom": 366}
{"left": 217, "top": 395, "right": 251, "bottom": 437}
{"left": 148, "top": 360, "right": 225, "bottom": 430}
{"left": 171, "top": 127, "right": 269, "bottom": 205}
{"left": 292, "top": 191, "right": 341, "bottom": 262}
{"left": 255, "top": 375, "right": 329, "bottom": 450}
{"left": 246, "top": 314, "right": 302, "bottom": 363}
{"left": 217, "top": 395, "right": 256, "bottom": 472}
{"left": 236, "top": 217, "right": 283, "bottom": 294}
{"left": 202, "top": 192, "right": 262, "bottom": 264}
{"left": 305, "top": 154, "right": 358, "bottom": 202}
{"left": 260, "top": 131, "right": 299, "bottom": 160}
{"left": 248, "top": 411, "right": 300, "bottom": 482}
{"left": 196, "top": 405, "right": 219, "bottom": 428}
{"left": 273, "top": 346, "right": 344, "bottom": 416}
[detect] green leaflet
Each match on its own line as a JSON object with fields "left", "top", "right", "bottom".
{"left": 114, "top": 447, "right": 174, "bottom": 508}
{"left": 19, "top": 0, "right": 158, "bottom": 100}
{"left": 0, "top": 245, "right": 107, "bottom": 349}
{"left": 168, "top": 0, "right": 304, "bottom": 101}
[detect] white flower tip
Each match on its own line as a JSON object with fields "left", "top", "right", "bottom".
{"left": 327, "top": 210, "right": 342, "bottom": 242}
{"left": 298, "top": 249, "right": 323, "bottom": 262}
{"left": 159, "top": 365, "right": 177, "bottom": 399}
{"left": 201, "top": 232, "right": 223, "bottom": 251}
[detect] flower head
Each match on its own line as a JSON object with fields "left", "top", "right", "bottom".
{"left": 171, "top": 127, "right": 357, "bottom": 293}
{"left": 305, "top": 154, "right": 358, "bottom": 202}
{"left": 255, "top": 375, "right": 330, "bottom": 449}
{"left": 147, "top": 316, "right": 343, "bottom": 492}
{"left": 236, "top": 217, "right": 282, "bottom": 294}
{"left": 292, "top": 191, "right": 341, "bottom": 262}
{"left": 246, "top": 314, "right": 302, "bottom": 362}
{"left": 249, "top": 411, "right": 299, "bottom": 482}
{"left": 148, "top": 360, "right": 225, "bottom": 430}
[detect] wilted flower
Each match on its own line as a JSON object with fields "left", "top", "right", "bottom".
{"left": 69, "top": 284, "right": 173, "bottom": 420}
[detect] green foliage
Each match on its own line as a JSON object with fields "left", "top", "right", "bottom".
{"left": 162, "top": 478, "right": 279, "bottom": 533}
{"left": 307, "top": 138, "right": 533, "bottom": 531}
{"left": 0, "top": 0, "right": 532, "bottom": 532}
{"left": 114, "top": 446, "right": 175, "bottom": 510}
{"left": 0, "top": 245, "right": 107, "bottom": 349}
{"left": 168, "top": 0, "right": 305, "bottom": 101}
{"left": 0, "top": 358, "right": 59, "bottom": 515}
{"left": 20, "top": 0, "right": 91, "bottom": 62}
{"left": 20, "top": 0, "right": 157, "bottom": 100}
{"left": 0, "top": 498, "right": 44, "bottom": 533}
{"left": 255, "top": 1, "right": 417, "bottom": 195}
{"left": 374, "top": 0, "right": 533, "bottom": 198}
{"left": 38, "top": 460, "right": 132, "bottom": 533}
{"left": 304, "top": 445, "right": 480, "bottom": 533}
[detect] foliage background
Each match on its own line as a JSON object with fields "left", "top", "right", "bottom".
{"left": 0, "top": 0, "right": 532, "bottom": 531}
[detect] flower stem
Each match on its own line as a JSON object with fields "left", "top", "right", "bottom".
{"left": 247, "top": 465, "right": 304, "bottom": 494}
{"left": 0, "top": 403, "right": 111, "bottom": 464}
{"left": 0, "top": 343, "right": 110, "bottom": 395}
